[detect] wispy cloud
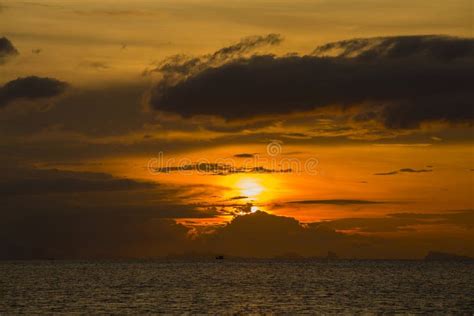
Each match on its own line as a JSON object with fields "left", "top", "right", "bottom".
{"left": 374, "top": 167, "right": 433, "bottom": 176}
{"left": 153, "top": 162, "right": 292, "bottom": 176}
{"left": 288, "top": 199, "right": 384, "bottom": 205}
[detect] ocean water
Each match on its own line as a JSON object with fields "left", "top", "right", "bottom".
{"left": 1, "top": 260, "right": 473, "bottom": 314}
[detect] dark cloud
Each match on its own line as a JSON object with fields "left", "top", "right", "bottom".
{"left": 282, "top": 132, "right": 311, "bottom": 139}
{"left": 0, "top": 214, "right": 192, "bottom": 259}
{"left": 0, "top": 166, "right": 226, "bottom": 258}
{"left": 200, "top": 210, "right": 467, "bottom": 258}
{"left": 202, "top": 211, "right": 346, "bottom": 257}
{"left": 389, "top": 211, "right": 474, "bottom": 230}
{"left": 229, "top": 195, "right": 249, "bottom": 200}
{"left": 374, "top": 171, "right": 399, "bottom": 176}
{"left": 153, "top": 162, "right": 291, "bottom": 175}
{"left": 155, "top": 163, "right": 232, "bottom": 173}
{"left": 310, "top": 217, "right": 416, "bottom": 233}
{"left": 1, "top": 203, "right": 473, "bottom": 259}
{"left": 399, "top": 168, "right": 432, "bottom": 173}
{"left": 311, "top": 210, "right": 474, "bottom": 233}
{"left": 0, "top": 76, "right": 68, "bottom": 108}
{"left": 147, "top": 33, "right": 282, "bottom": 77}
{"left": 0, "top": 37, "right": 19, "bottom": 63}
{"left": 0, "top": 82, "right": 148, "bottom": 137}
{"left": 374, "top": 167, "right": 433, "bottom": 176}
{"left": 150, "top": 35, "right": 474, "bottom": 129}
{"left": 313, "top": 35, "right": 474, "bottom": 61}
{"left": 0, "top": 167, "right": 156, "bottom": 196}
{"left": 288, "top": 199, "right": 383, "bottom": 205}
{"left": 0, "top": 166, "right": 221, "bottom": 218}
{"left": 233, "top": 153, "right": 256, "bottom": 158}
{"left": 210, "top": 33, "right": 282, "bottom": 64}
{"left": 1, "top": 209, "right": 336, "bottom": 259}
{"left": 193, "top": 202, "right": 253, "bottom": 212}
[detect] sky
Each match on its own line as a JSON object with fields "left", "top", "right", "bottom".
{"left": 0, "top": 0, "right": 473, "bottom": 259}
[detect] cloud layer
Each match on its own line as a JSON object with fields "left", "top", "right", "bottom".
{"left": 5, "top": 209, "right": 471, "bottom": 259}
{"left": 1, "top": 164, "right": 473, "bottom": 260}
{"left": 150, "top": 35, "right": 474, "bottom": 129}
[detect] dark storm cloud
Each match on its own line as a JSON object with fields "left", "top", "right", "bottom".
{"left": 374, "top": 167, "right": 433, "bottom": 176}
{"left": 0, "top": 76, "right": 68, "bottom": 108}
{"left": 150, "top": 35, "right": 474, "bottom": 129}
{"left": 0, "top": 37, "right": 19, "bottom": 63}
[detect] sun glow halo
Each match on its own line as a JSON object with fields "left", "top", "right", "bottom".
{"left": 236, "top": 177, "right": 264, "bottom": 198}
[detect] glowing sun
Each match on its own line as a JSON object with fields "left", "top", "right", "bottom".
{"left": 236, "top": 177, "right": 264, "bottom": 198}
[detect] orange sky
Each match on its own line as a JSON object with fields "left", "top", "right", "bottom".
{"left": 0, "top": 0, "right": 473, "bottom": 259}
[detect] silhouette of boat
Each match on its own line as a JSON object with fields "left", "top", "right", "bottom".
{"left": 215, "top": 255, "right": 225, "bottom": 260}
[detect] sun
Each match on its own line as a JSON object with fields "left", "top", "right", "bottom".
{"left": 236, "top": 177, "right": 264, "bottom": 198}
{"left": 219, "top": 174, "right": 278, "bottom": 207}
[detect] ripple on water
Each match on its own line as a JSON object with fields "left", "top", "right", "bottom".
{"left": 0, "top": 260, "right": 473, "bottom": 313}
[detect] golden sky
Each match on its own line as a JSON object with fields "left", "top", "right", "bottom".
{"left": 0, "top": 0, "right": 473, "bottom": 259}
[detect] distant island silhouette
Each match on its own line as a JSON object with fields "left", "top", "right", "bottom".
{"left": 162, "top": 251, "right": 474, "bottom": 261}
{"left": 424, "top": 251, "right": 473, "bottom": 261}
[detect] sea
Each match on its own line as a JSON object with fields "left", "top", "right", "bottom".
{"left": 1, "top": 259, "right": 473, "bottom": 314}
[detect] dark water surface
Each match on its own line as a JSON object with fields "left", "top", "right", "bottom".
{"left": 1, "top": 260, "right": 473, "bottom": 314}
